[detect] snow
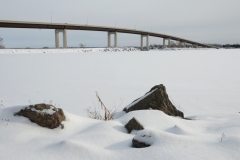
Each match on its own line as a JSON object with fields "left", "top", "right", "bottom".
{"left": 0, "top": 47, "right": 140, "bottom": 54}
{"left": 124, "top": 88, "right": 157, "bottom": 109}
{"left": 29, "top": 105, "right": 56, "bottom": 115}
{"left": 0, "top": 48, "right": 240, "bottom": 159}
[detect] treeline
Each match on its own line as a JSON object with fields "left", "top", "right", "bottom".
{"left": 222, "top": 44, "right": 240, "bottom": 48}
{"left": 0, "top": 37, "right": 4, "bottom": 49}
{"left": 209, "top": 44, "right": 240, "bottom": 48}
{"left": 149, "top": 43, "right": 240, "bottom": 49}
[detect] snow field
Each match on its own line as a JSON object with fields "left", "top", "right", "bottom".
{"left": 0, "top": 48, "right": 240, "bottom": 159}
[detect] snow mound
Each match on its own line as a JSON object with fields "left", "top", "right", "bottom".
{"left": 165, "top": 125, "right": 189, "bottom": 135}
{"left": 1, "top": 105, "right": 240, "bottom": 159}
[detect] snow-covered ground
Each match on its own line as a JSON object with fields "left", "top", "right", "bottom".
{"left": 0, "top": 48, "right": 239, "bottom": 159}
{"left": 0, "top": 47, "right": 141, "bottom": 54}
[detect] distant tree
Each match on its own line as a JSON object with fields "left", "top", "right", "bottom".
{"left": 153, "top": 44, "right": 158, "bottom": 48}
{"left": 222, "top": 44, "right": 240, "bottom": 48}
{"left": 79, "top": 43, "right": 86, "bottom": 48}
{"left": 169, "top": 41, "right": 176, "bottom": 48}
{"left": 176, "top": 41, "right": 180, "bottom": 48}
{"left": 209, "top": 44, "right": 223, "bottom": 48}
{"left": 149, "top": 44, "right": 153, "bottom": 49}
{"left": 0, "top": 37, "right": 5, "bottom": 49}
{"left": 149, "top": 44, "right": 163, "bottom": 49}
{"left": 158, "top": 44, "right": 163, "bottom": 48}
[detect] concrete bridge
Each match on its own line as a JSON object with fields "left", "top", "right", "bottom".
{"left": 0, "top": 20, "right": 217, "bottom": 49}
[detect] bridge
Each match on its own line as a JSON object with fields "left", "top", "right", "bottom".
{"left": 0, "top": 20, "right": 217, "bottom": 49}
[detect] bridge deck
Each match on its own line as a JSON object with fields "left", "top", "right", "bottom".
{"left": 0, "top": 20, "right": 216, "bottom": 48}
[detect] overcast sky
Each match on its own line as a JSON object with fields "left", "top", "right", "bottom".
{"left": 0, "top": 0, "right": 240, "bottom": 48}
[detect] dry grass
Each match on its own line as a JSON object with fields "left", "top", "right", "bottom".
{"left": 85, "top": 92, "right": 123, "bottom": 121}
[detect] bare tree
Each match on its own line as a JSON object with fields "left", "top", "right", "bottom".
{"left": 169, "top": 41, "right": 176, "bottom": 48}
{"left": 176, "top": 41, "right": 184, "bottom": 48}
{"left": 0, "top": 37, "right": 5, "bottom": 49}
{"left": 149, "top": 44, "right": 153, "bottom": 49}
{"left": 79, "top": 43, "right": 86, "bottom": 48}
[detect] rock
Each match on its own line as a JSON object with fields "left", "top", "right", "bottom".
{"left": 125, "top": 117, "right": 144, "bottom": 133}
{"left": 124, "top": 84, "right": 184, "bottom": 118}
{"left": 34, "top": 103, "right": 51, "bottom": 110}
{"left": 132, "top": 138, "right": 150, "bottom": 148}
{"left": 132, "top": 130, "right": 152, "bottom": 148}
{"left": 14, "top": 103, "right": 66, "bottom": 129}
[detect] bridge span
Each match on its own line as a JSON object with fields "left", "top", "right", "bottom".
{"left": 0, "top": 20, "right": 217, "bottom": 49}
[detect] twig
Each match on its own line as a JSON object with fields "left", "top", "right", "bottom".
{"left": 220, "top": 132, "right": 225, "bottom": 142}
{"left": 95, "top": 92, "right": 113, "bottom": 120}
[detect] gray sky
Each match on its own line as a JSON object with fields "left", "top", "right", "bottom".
{"left": 0, "top": 0, "right": 240, "bottom": 48}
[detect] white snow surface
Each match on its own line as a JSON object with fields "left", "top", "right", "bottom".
{"left": 29, "top": 105, "right": 56, "bottom": 115}
{"left": 0, "top": 48, "right": 240, "bottom": 159}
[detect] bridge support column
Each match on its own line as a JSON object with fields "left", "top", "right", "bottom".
{"left": 163, "top": 38, "right": 165, "bottom": 47}
{"left": 179, "top": 41, "right": 185, "bottom": 48}
{"left": 141, "top": 35, "right": 149, "bottom": 51}
{"left": 183, "top": 42, "right": 186, "bottom": 48}
{"left": 147, "top": 35, "right": 149, "bottom": 50}
{"left": 114, "top": 32, "right": 118, "bottom": 47}
{"left": 108, "top": 31, "right": 117, "bottom": 47}
{"left": 55, "top": 30, "right": 59, "bottom": 48}
{"left": 55, "top": 29, "right": 68, "bottom": 48}
{"left": 193, "top": 44, "right": 198, "bottom": 48}
{"left": 63, "top": 29, "right": 67, "bottom": 48}
{"left": 168, "top": 38, "right": 170, "bottom": 47}
{"left": 178, "top": 41, "right": 182, "bottom": 48}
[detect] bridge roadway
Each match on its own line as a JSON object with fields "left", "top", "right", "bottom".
{"left": 0, "top": 20, "right": 216, "bottom": 49}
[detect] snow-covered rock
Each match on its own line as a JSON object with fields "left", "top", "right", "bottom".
{"left": 14, "top": 103, "right": 66, "bottom": 129}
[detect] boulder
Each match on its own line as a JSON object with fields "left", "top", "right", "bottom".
{"left": 125, "top": 117, "right": 144, "bottom": 133}
{"left": 132, "top": 130, "right": 152, "bottom": 148}
{"left": 132, "top": 138, "right": 151, "bottom": 148}
{"left": 124, "top": 84, "right": 184, "bottom": 118}
{"left": 14, "top": 103, "right": 66, "bottom": 129}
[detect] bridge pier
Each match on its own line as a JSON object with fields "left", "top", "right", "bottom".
{"left": 183, "top": 42, "right": 186, "bottom": 48}
{"left": 55, "top": 30, "right": 59, "bottom": 48}
{"left": 178, "top": 41, "right": 186, "bottom": 48}
{"left": 168, "top": 38, "right": 170, "bottom": 47}
{"left": 163, "top": 38, "right": 171, "bottom": 47}
{"left": 55, "top": 29, "right": 67, "bottom": 48}
{"left": 63, "top": 29, "right": 67, "bottom": 48}
{"left": 141, "top": 35, "right": 149, "bottom": 50}
{"left": 108, "top": 31, "right": 117, "bottom": 47}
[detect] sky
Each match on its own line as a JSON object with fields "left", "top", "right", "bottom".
{"left": 0, "top": 0, "right": 240, "bottom": 48}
